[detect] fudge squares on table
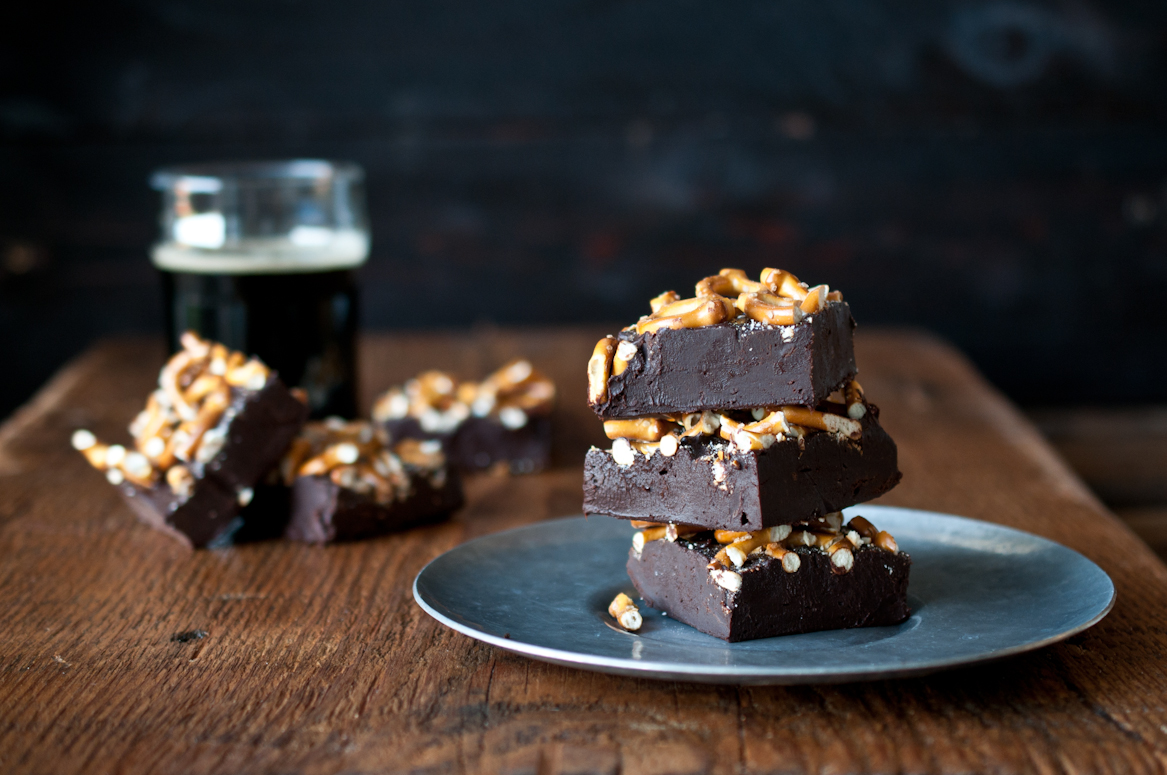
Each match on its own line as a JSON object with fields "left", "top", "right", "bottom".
{"left": 282, "top": 419, "right": 463, "bottom": 543}
{"left": 583, "top": 403, "right": 901, "bottom": 531}
{"left": 373, "top": 360, "right": 555, "bottom": 474}
{"left": 588, "top": 269, "right": 856, "bottom": 420}
{"left": 625, "top": 514, "right": 911, "bottom": 642}
{"left": 72, "top": 332, "right": 308, "bottom": 547}
{"left": 593, "top": 268, "right": 910, "bottom": 642}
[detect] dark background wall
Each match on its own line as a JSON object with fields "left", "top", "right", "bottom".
{"left": 3, "top": 0, "right": 1166, "bottom": 418}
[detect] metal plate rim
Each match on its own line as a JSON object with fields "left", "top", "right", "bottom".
{"left": 413, "top": 506, "right": 1116, "bottom": 685}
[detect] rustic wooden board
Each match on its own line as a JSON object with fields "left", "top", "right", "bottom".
{"left": 2, "top": 329, "right": 1166, "bottom": 775}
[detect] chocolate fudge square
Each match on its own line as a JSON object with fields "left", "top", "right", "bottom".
{"left": 73, "top": 333, "right": 308, "bottom": 548}
{"left": 383, "top": 414, "right": 551, "bottom": 474}
{"left": 627, "top": 533, "right": 912, "bottom": 642}
{"left": 116, "top": 473, "right": 243, "bottom": 548}
{"left": 373, "top": 361, "right": 556, "bottom": 475}
{"left": 286, "top": 469, "right": 463, "bottom": 543}
{"left": 281, "top": 421, "right": 464, "bottom": 543}
{"left": 112, "top": 377, "right": 307, "bottom": 547}
{"left": 591, "top": 301, "right": 856, "bottom": 419}
{"left": 583, "top": 411, "right": 901, "bottom": 531}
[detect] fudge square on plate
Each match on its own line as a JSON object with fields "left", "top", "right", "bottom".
{"left": 583, "top": 407, "right": 901, "bottom": 531}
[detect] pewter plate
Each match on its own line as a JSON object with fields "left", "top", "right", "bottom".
{"left": 413, "top": 506, "right": 1115, "bottom": 684}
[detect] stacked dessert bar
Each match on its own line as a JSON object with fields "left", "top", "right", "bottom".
{"left": 583, "top": 268, "right": 912, "bottom": 642}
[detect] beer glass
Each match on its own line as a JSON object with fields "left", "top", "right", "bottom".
{"left": 151, "top": 160, "right": 367, "bottom": 418}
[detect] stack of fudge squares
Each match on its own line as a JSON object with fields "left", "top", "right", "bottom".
{"left": 584, "top": 268, "right": 912, "bottom": 642}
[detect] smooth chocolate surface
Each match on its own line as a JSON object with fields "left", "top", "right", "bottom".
{"left": 383, "top": 415, "right": 551, "bottom": 474}
{"left": 627, "top": 533, "right": 911, "bottom": 642}
{"left": 584, "top": 410, "right": 900, "bottom": 531}
{"left": 592, "top": 302, "right": 856, "bottom": 419}
{"left": 116, "top": 376, "right": 307, "bottom": 548}
{"left": 117, "top": 476, "right": 243, "bottom": 548}
{"left": 286, "top": 469, "right": 464, "bottom": 543}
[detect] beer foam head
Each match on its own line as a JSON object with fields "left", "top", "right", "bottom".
{"left": 152, "top": 230, "right": 368, "bottom": 274}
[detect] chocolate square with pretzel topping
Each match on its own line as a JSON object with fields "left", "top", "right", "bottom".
{"left": 286, "top": 469, "right": 463, "bottom": 543}
{"left": 72, "top": 333, "right": 309, "bottom": 548}
{"left": 372, "top": 361, "right": 556, "bottom": 475}
{"left": 114, "top": 376, "right": 309, "bottom": 547}
{"left": 583, "top": 410, "right": 900, "bottom": 531}
{"left": 281, "top": 421, "right": 464, "bottom": 543}
{"left": 626, "top": 532, "right": 911, "bottom": 641}
{"left": 591, "top": 301, "right": 856, "bottom": 419}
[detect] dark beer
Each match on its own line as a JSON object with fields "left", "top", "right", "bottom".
{"left": 151, "top": 160, "right": 367, "bottom": 419}
{"left": 161, "top": 268, "right": 358, "bottom": 418}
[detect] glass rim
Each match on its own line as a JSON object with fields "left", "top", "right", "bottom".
{"left": 150, "top": 159, "right": 364, "bottom": 190}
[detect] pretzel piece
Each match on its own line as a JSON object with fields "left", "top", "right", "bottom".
{"left": 608, "top": 593, "right": 642, "bottom": 631}
{"left": 800, "top": 284, "right": 829, "bottom": 314}
{"left": 874, "top": 531, "right": 899, "bottom": 553}
{"left": 587, "top": 337, "right": 617, "bottom": 404}
{"left": 632, "top": 526, "right": 668, "bottom": 552}
{"left": 760, "top": 268, "right": 810, "bottom": 300}
{"left": 848, "top": 515, "right": 878, "bottom": 541}
{"left": 764, "top": 544, "right": 802, "bottom": 573}
{"left": 780, "top": 406, "right": 862, "bottom": 440}
{"left": 695, "top": 268, "right": 764, "bottom": 298}
{"left": 738, "top": 293, "right": 806, "bottom": 326}
{"left": 612, "top": 340, "right": 637, "bottom": 376}
{"left": 298, "top": 442, "right": 362, "bottom": 477}
{"left": 636, "top": 297, "right": 734, "bottom": 335}
{"left": 603, "top": 417, "right": 676, "bottom": 442}
{"left": 845, "top": 379, "right": 866, "bottom": 420}
{"left": 648, "top": 290, "right": 680, "bottom": 314}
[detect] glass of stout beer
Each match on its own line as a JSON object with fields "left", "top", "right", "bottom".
{"left": 151, "top": 160, "right": 367, "bottom": 419}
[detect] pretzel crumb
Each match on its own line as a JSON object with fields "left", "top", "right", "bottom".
{"left": 874, "top": 531, "right": 899, "bottom": 553}
{"left": 608, "top": 593, "right": 643, "bottom": 631}
{"left": 764, "top": 544, "right": 802, "bottom": 573}
{"left": 632, "top": 526, "right": 668, "bottom": 552}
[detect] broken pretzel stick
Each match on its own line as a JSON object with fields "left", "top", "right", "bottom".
{"left": 604, "top": 417, "right": 676, "bottom": 442}
{"left": 717, "top": 526, "right": 792, "bottom": 568}
{"left": 799, "top": 284, "right": 829, "bottom": 314}
{"left": 632, "top": 526, "right": 668, "bottom": 552}
{"left": 608, "top": 593, "right": 643, "bottom": 631}
{"left": 780, "top": 406, "right": 862, "bottom": 440}
{"left": 845, "top": 379, "right": 866, "bottom": 420}
{"left": 666, "top": 523, "right": 703, "bottom": 542}
{"left": 764, "top": 544, "right": 802, "bottom": 573}
{"left": 612, "top": 340, "right": 638, "bottom": 376}
{"left": 587, "top": 337, "right": 617, "bottom": 404}
{"left": 826, "top": 535, "right": 854, "bottom": 573}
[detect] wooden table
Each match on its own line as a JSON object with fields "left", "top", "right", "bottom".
{"left": 2, "top": 328, "right": 1166, "bottom": 774}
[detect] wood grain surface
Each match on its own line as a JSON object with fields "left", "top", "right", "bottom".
{"left": 1, "top": 328, "right": 1166, "bottom": 775}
